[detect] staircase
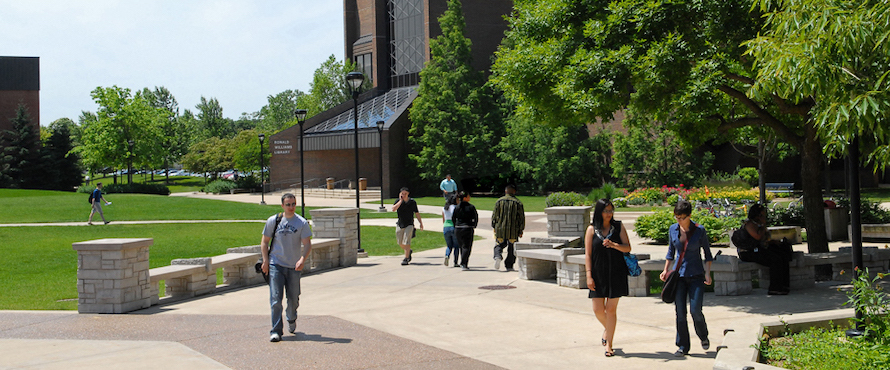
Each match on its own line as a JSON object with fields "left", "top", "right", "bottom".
{"left": 275, "top": 187, "right": 384, "bottom": 200}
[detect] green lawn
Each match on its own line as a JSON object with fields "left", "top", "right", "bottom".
{"left": 0, "top": 189, "right": 433, "bottom": 223}
{"left": 88, "top": 174, "right": 207, "bottom": 193}
{"left": 0, "top": 223, "right": 448, "bottom": 310}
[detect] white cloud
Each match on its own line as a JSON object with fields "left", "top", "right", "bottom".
{"left": 0, "top": 0, "right": 344, "bottom": 124}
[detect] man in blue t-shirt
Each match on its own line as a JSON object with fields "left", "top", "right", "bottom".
{"left": 439, "top": 174, "right": 457, "bottom": 199}
{"left": 88, "top": 183, "right": 110, "bottom": 225}
{"left": 261, "top": 193, "right": 313, "bottom": 342}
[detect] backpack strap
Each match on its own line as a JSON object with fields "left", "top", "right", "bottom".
{"left": 268, "top": 213, "right": 283, "bottom": 255}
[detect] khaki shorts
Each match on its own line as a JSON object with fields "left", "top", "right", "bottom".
{"left": 396, "top": 225, "right": 414, "bottom": 246}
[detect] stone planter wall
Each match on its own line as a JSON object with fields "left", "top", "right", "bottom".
{"left": 544, "top": 206, "right": 592, "bottom": 239}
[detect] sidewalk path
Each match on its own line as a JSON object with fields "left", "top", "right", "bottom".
{"left": 0, "top": 192, "right": 865, "bottom": 369}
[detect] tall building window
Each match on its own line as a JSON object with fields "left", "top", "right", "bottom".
{"left": 355, "top": 53, "right": 373, "bottom": 85}
{"left": 388, "top": 0, "right": 424, "bottom": 88}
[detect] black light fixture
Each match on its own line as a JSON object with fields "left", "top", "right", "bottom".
{"left": 127, "top": 140, "right": 135, "bottom": 184}
{"left": 376, "top": 120, "right": 386, "bottom": 212}
{"left": 294, "top": 109, "right": 308, "bottom": 217}
{"left": 346, "top": 71, "right": 365, "bottom": 252}
{"left": 258, "top": 133, "right": 266, "bottom": 205}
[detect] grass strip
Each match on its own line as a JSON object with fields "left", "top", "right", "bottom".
{"left": 0, "top": 223, "right": 448, "bottom": 310}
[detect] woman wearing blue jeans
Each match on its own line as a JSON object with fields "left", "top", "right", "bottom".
{"left": 442, "top": 194, "right": 460, "bottom": 267}
{"left": 660, "top": 200, "right": 714, "bottom": 357}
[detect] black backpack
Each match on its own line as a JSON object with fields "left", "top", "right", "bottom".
{"left": 87, "top": 191, "right": 94, "bottom": 204}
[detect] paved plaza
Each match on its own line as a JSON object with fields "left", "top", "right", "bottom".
{"left": 0, "top": 191, "right": 866, "bottom": 369}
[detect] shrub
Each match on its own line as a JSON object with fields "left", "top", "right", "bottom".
{"left": 634, "top": 210, "right": 739, "bottom": 244}
{"left": 79, "top": 183, "right": 171, "bottom": 195}
{"left": 204, "top": 179, "right": 237, "bottom": 194}
{"left": 769, "top": 204, "right": 805, "bottom": 227}
{"left": 545, "top": 192, "right": 588, "bottom": 207}
{"left": 634, "top": 210, "right": 675, "bottom": 243}
{"left": 761, "top": 269, "right": 890, "bottom": 369}
{"left": 235, "top": 174, "right": 260, "bottom": 190}
{"left": 626, "top": 187, "right": 666, "bottom": 204}
{"left": 835, "top": 198, "right": 890, "bottom": 224}
{"left": 738, "top": 167, "right": 759, "bottom": 187}
{"left": 612, "top": 197, "right": 628, "bottom": 207}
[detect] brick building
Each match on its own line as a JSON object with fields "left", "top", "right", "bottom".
{"left": 269, "top": 0, "right": 512, "bottom": 198}
{"left": 0, "top": 57, "right": 40, "bottom": 136}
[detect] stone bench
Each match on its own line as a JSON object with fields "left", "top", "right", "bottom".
{"left": 515, "top": 237, "right": 582, "bottom": 280}
{"left": 563, "top": 254, "right": 652, "bottom": 295}
{"left": 307, "top": 238, "right": 341, "bottom": 272}
{"left": 849, "top": 224, "right": 890, "bottom": 241}
{"left": 211, "top": 252, "right": 262, "bottom": 286}
{"left": 148, "top": 262, "right": 213, "bottom": 305}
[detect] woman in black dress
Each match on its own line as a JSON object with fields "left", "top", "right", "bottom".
{"left": 584, "top": 198, "right": 632, "bottom": 357}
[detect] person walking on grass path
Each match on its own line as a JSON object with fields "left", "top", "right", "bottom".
{"left": 88, "top": 182, "right": 111, "bottom": 225}
{"left": 393, "top": 187, "right": 424, "bottom": 265}
{"left": 261, "top": 193, "right": 313, "bottom": 343}
{"left": 491, "top": 184, "right": 525, "bottom": 271}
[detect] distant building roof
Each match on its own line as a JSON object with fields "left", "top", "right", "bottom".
{"left": 306, "top": 87, "right": 416, "bottom": 134}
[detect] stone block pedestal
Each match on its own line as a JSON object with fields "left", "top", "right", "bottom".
{"left": 310, "top": 208, "right": 359, "bottom": 268}
{"left": 72, "top": 238, "right": 153, "bottom": 314}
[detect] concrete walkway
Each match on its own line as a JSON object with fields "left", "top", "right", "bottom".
{"left": 0, "top": 192, "right": 866, "bottom": 369}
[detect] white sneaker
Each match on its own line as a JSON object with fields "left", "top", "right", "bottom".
{"left": 270, "top": 333, "right": 281, "bottom": 342}
{"left": 494, "top": 258, "right": 501, "bottom": 270}
{"left": 288, "top": 321, "right": 296, "bottom": 334}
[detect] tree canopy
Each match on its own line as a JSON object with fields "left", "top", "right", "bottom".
{"left": 409, "top": 0, "right": 505, "bottom": 185}
{"left": 491, "top": 0, "right": 833, "bottom": 252}
{"left": 746, "top": 0, "right": 890, "bottom": 165}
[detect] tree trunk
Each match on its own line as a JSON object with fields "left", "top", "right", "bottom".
{"left": 800, "top": 125, "right": 828, "bottom": 253}
{"left": 758, "top": 139, "right": 767, "bottom": 204}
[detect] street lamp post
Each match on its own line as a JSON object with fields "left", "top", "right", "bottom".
{"left": 258, "top": 133, "right": 266, "bottom": 205}
{"left": 376, "top": 120, "right": 386, "bottom": 212}
{"left": 346, "top": 71, "right": 365, "bottom": 252}
{"left": 294, "top": 109, "right": 308, "bottom": 217}
{"left": 127, "top": 140, "right": 134, "bottom": 184}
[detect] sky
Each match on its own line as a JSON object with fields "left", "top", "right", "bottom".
{"left": 0, "top": 0, "right": 344, "bottom": 125}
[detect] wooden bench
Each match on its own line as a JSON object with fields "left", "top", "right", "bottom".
{"left": 765, "top": 182, "right": 795, "bottom": 194}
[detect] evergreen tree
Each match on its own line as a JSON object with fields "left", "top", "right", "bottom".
{"left": 408, "top": 0, "right": 505, "bottom": 186}
{"left": 41, "top": 121, "right": 83, "bottom": 191}
{"left": 0, "top": 104, "right": 41, "bottom": 188}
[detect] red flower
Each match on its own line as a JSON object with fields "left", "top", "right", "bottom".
{"left": 679, "top": 184, "right": 684, "bottom": 188}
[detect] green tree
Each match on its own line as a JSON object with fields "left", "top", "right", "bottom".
{"left": 196, "top": 96, "right": 234, "bottom": 139}
{"left": 142, "top": 86, "right": 190, "bottom": 183}
{"left": 77, "top": 86, "right": 166, "bottom": 182}
{"left": 611, "top": 120, "right": 714, "bottom": 189}
{"left": 257, "top": 89, "right": 307, "bottom": 133}
{"left": 305, "top": 55, "right": 361, "bottom": 116}
{"left": 40, "top": 120, "right": 83, "bottom": 191}
{"left": 0, "top": 104, "right": 41, "bottom": 188}
{"left": 746, "top": 0, "right": 890, "bottom": 166}
{"left": 409, "top": 0, "right": 505, "bottom": 185}
{"left": 231, "top": 129, "right": 268, "bottom": 175}
{"left": 492, "top": 0, "right": 831, "bottom": 253}
{"left": 180, "top": 136, "right": 233, "bottom": 178}
{"left": 499, "top": 111, "right": 611, "bottom": 192}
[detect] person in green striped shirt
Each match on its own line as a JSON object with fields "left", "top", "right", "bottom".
{"left": 491, "top": 184, "right": 525, "bottom": 271}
